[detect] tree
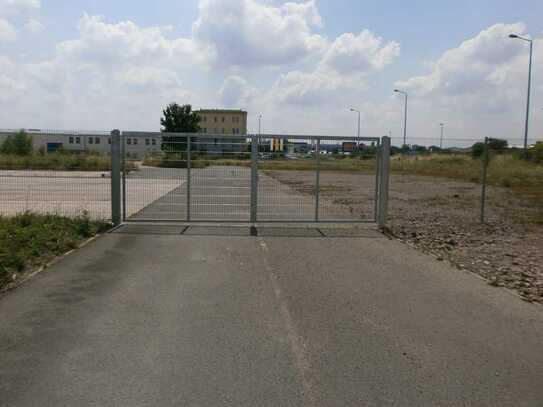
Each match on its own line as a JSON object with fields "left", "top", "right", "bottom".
{"left": 1, "top": 130, "right": 33, "bottom": 156}
{"left": 472, "top": 138, "right": 508, "bottom": 158}
{"left": 160, "top": 103, "right": 200, "bottom": 133}
{"left": 160, "top": 103, "right": 201, "bottom": 153}
{"left": 471, "top": 142, "right": 485, "bottom": 158}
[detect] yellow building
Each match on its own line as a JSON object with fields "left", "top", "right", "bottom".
{"left": 196, "top": 109, "right": 248, "bottom": 135}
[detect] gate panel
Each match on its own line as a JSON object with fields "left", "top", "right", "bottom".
{"left": 122, "top": 131, "right": 187, "bottom": 221}
{"left": 189, "top": 135, "right": 251, "bottom": 222}
{"left": 119, "top": 131, "right": 387, "bottom": 224}
{"left": 257, "top": 135, "right": 317, "bottom": 221}
{"left": 317, "top": 136, "right": 379, "bottom": 222}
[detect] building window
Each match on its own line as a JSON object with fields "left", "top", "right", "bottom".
{"left": 108, "top": 138, "right": 111, "bottom": 144}
{"left": 95, "top": 137, "right": 100, "bottom": 144}
{"left": 214, "top": 117, "right": 217, "bottom": 122}
{"left": 221, "top": 117, "right": 225, "bottom": 122}
{"left": 202, "top": 116, "right": 207, "bottom": 122}
{"left": 76, "top": 137, "right": 81, "bottom": 144}
{"left": 88, "top": 137, "right": 94, "bottom": 145}
{"left": 69, "top": 136, "right": 74, "bottom": 144}
{"left": 133, "top": 138, "right": 138, "bottom": 145}
{"left": 145, "top": 138, "right": 150, "bottom": 146}
{"left": 232, "top": 128, "right": 236, "bottom": 134}
{"left": 152, "top": 139, "right": 156, "bottom": 145}
{"left": 127, "top": 138, "right": 132, "bottom": 145}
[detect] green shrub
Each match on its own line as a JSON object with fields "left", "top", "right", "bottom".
{"left": 527, "top": 142, "right": 543, "bottom": 163}
{"left": 1, "top": 130, "right": 33, "bottom": 156}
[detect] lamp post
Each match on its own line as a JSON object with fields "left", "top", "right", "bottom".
{"left": 258, "top": 115, "right": 262, "bottom": 136}
{"left": 350, "top": 108, "right": 361, "bottom": 146}
{"left": 509, "top": 33, "right": 534, "bottom": 157}
{"left": 440, "top": 123, "right": 444, "bottom": 149}
{"left": 394, "top": 89, "right": 408, "bottom": 147}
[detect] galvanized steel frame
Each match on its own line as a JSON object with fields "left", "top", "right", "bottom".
{"left": 114, "top": 131, "right": 391, "bottom": 226}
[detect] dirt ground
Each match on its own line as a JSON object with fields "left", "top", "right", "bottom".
{"left": 265, "top": 170, "right": 543, "bottom": 304}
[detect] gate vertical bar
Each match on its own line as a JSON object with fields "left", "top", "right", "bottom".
{"left": 110, "top": 129, "right": 122, "bottom": 226}
{"left": 186, "top": 134, "right": 191, "bottom": 222}
{"left": 250, "top": 135, "right": 259, "bottom": 223}
{"left": 121, "top": 131, "right": 127, "bottom": 221}
{"left": 373, "top": 139, "right": 381, "bottom": 222}
{"left": 315, "top": 138, "right": 321, "bottom": 222}
{"left": 378, "top": 136, "right": 391, "bottom": 228}
{"left": 480, "top": 137, "right": 489, "bottom": 224}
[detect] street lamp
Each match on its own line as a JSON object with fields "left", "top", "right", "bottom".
{"left": 509, "top": 33, "right": 534, "bottom": 157}
{"left": 258, "top": 114, "right": 262, "bottom": 136}
{"left": 394, "top": 89, "right": 408, "bottom": 147}
{"left": 440, "top": 123, "right": 444, "bottom": 149}
{"left": 350, "top": 108, "right": 361, "bottom": 145}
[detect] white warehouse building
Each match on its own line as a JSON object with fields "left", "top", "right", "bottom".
{"left": 0, "top": 130, "right": 163, "bottom": 159}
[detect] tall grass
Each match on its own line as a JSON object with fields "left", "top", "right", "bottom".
{"left": 391, "top": 154, "right": 543, "bottom": 192}
{"left": 0, "top": 153, "right": 136, "bottom": 171}
{"left": 0, "top": 212, "right": 110, "bottom": 290}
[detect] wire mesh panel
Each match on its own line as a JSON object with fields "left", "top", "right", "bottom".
{"left": 0, "top": 129, "right": 112, "bottom": 220}
{"left": 190, "top": 134, "right": 251, "bottom": 221}
{"left": 257, "top": 135, "right": 317, "bottom": 221}
{"left": 317, "top": 136, "right": 379, "bottom": 222}
{"left": 122, "top": 131, "right": 187, "bottom": 221}
{"left": 256, "top": 135, "right": 379, "bottom": 222}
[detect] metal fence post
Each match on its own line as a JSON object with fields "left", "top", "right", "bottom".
{"left": 121, "top": 131, "right": 126, "bottom": 221}
{"left": 187, "top": 135, "right": 191, "bottom": 222}
{"left": 315, "top": 138, "right": 321, "bottom": 222}
{"left": 250, "top": 135, "right": 259, "bottom": 223}
{"left": 110, "top": 129, "right": 121, "bottom": 226}
{"left": 378, "top": 136, "right": 391, "bottom": 228}
{"left": 480, "top": 137, "right": 489, "bottom": 224}
{"left": 373, "top": 140, "right": 381, "bottom": 223}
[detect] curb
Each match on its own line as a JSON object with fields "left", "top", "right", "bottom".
{"left": 0, "top": 229, "right": 109, "bottom": 295}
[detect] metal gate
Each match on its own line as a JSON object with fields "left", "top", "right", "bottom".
{"left": 111, "top": 131, "right": 390, "bottom": 226}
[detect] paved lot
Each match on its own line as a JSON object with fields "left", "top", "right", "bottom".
{"left": 1, "top": 225, "right": 542, "bottom": 406}
{"left": 0, "top": 169, "right": 182, "bottom": 219}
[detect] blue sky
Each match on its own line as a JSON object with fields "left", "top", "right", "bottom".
{"left": 0, "top": 0, "right": 542, "bottom": 146}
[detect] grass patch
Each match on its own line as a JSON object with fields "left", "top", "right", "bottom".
{"left": 210, "top": 157, "right": 376, "bottom": 172}
{"left": 0, "top": 212, "right": 110, "bottom": 290}
{"left": 142, "top": 153, "right": 209, "bottom": 169}
{"left": 0, "top": 153, "right": 137, "bottom": 171}
{"left": 390, "top": 154, "right": 543, "bottom": 191}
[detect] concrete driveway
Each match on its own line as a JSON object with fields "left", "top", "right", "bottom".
{"left": 1, "top": 225, "right": 542, "bottom": 406}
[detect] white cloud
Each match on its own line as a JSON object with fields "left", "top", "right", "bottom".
{"left": 272, "top": 29, "right": 400, "bottom": 106}
{"left": 395, "top": 23, "right": 528, "bottom": 98}
{"left": 0, "top": 0, "right": 41, "bottom": 40}
{"left": 392, "top": 23, "right": 543, "bottom": 144}
{"left": 0, "top": 0, "right": 40, "bottom": 15}
{"left": 219, "top": 75, "right": 258, "bottom": 107}
{"left": 0, "top": 17, "right": 16, "bottom": 41}
{"left": 321, "top": 30, "right": 400, "bottom": 74}
{"left": 0, "top": 14, "right": 200, "bottom": 129}
{"left": 193, "top": 0, "right": 326, "bottom": 67}
{"left": 23, "top": 17, "right": 43, "bottom": 32}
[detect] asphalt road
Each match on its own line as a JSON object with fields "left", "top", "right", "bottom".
{"left": 1, "top": 226, "right": 542, "bottom": 406}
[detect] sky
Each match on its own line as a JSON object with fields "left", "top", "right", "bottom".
{"left": 0, "top": 0, "right": 542, "bottom": 147}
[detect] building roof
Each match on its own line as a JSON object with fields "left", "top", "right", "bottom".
{"left": 196, "top": 109, "right": 247, "bottom": 114}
